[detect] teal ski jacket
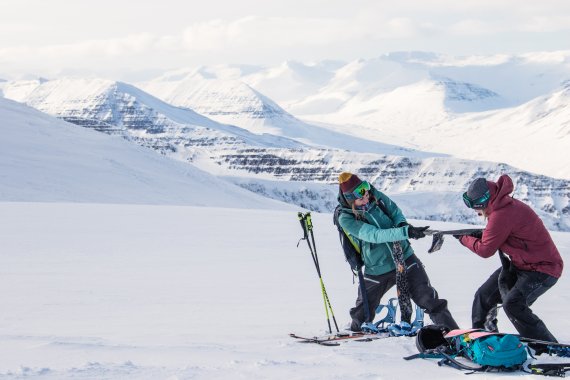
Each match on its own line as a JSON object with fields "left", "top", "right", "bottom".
{"left": 337, "top": 187, "right": 413, "bottom": 276}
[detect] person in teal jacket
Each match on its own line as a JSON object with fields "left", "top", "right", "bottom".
{"left": 337, "top": 172, "right": 459, "bottom": 332}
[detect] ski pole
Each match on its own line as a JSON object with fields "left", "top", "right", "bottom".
{"left": 305, "top": 213, "right": 340, "bottom": 333}
{"left": 298, "top": 212, "right": 333, "bottom": 333}
{"left": 297, "top": 212, "right": 339, "bottom": 333}
{"left": 306, "top": 214, "right": 340, "bottom": 333}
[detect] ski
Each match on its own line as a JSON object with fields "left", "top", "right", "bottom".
{"left": 518, "top": 336, "right": 570, "bottom": 348}
{"left": 289, "top": 333, "right": 341, "bottom": 346}
{"left": 515, "top": 336, "right": 570, "bottom": 357}
{"left": 527, "top": 362, "right": 570, "bottom": 377}
{"left": 289, "top": 331, "right": 391, "bottom": 346}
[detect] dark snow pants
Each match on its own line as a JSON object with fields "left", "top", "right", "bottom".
{"left": 472, "top": 266, "right": 558, "bottom": 342}
{"left": 350, "top": 254, "right": 459, "bottom": 331}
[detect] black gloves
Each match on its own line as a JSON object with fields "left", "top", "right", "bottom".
{"left": 407, "top": 225, "right": 429, "bottom": 240}
{"left": 453, "top": 230, "right": 483, "bottom": 240}
{"left": 470, "top": 230, "right": 483, "bottom": 239}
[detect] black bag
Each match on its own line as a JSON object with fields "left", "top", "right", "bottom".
{"left": 333, "top": 204, "right": 363, "bottom": 273}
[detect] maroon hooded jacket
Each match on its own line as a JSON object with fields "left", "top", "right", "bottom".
{"left": 459, "top": 174, "right": 563, "bottom": 278}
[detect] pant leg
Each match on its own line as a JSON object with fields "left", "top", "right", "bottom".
{"left": 502, "top": 270, "right": 558, "bottom": 342}
{"left": 406, "top": 254, "right": 459, "bottom": 330}
{"left": 349, "top": 270, "right": 395, "bottom": 331}
{"left": 472, "top": 267, "right": 502, "bottom": 329}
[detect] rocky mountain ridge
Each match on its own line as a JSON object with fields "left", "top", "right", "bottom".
{"left": 2, "top": 77, "right": 568, "bottom": 231}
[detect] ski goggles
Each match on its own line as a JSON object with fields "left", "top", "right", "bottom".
{"left": 344, "top": 181, "right": 371, "bottom": 201}
{"left": 463, "top": 190, "right": 491, "bottom": 210}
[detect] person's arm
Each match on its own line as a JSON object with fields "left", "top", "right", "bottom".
{"left": 339, "top": 212, "right": 408, "bottom": 244}
{"left": 459, "top": 212, "right": 511, "bottom": 258}
{"left": 374, "top": 189, "right": 407, "bottom": 226}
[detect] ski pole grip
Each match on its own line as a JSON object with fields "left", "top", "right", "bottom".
{"left": 305, "top": 212, "right": 313, "bottom": 232}
{"left": 298, "top": 212, "right": 308, "bottom": 239}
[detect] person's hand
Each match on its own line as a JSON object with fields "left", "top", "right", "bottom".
{"left": 408, "top": 225, "right": 429, "bottom": 239}
{"left": 470, "top": 230, "right": 483, "bottom": 239}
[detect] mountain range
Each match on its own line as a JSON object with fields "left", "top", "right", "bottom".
{"left": 143, "top": 52, "right": 570, "bottom": 179}
{"left": 1, "top": 51, "right": 569, "bottom": 230}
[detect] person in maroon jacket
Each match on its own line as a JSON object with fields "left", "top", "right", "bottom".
{"left": 456, "top": 174, "right": 563, "bottom": 344}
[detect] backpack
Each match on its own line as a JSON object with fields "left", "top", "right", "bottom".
{"left": 333, "top": 204, "right": 363, "bottom": 273}
{"left": 407, "top": 327, "right": 528, "bottom": 372}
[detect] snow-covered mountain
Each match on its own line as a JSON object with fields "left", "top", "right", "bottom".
{"left": 224, "top": 153, "right": 570, "bottom": 231}
{"left": 138, "top": 71, "right": 297, "bottom": 136}
{"left": 242, "top": 52, "right": 570, "bottom": 113}
{"left": 3, "top": 78, "right": 569, "bottom": 231}
{"left": 238, "top": 60, "right": 346, "bottom": 109}
{"left": 418, "top": 83, "right": 570, "bottom": 180}
{"left": 135, "top": 53, "right": 570, "bottom": 180}
{"left": 3, "top": 77, "right": 425, "bottom": 156}
{"left": 0, "top": 96, "right": 293, "bottom": 210}
{"left": 230, "top": 52, "right": 570, "bottom": 179}
{"left": 137, "top": 70, "right": 420, "bottom": 155}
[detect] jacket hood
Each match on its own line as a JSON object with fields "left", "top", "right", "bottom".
{"left": 486, "top": 174, "right": 514, "bottom": 214}
{"left": 337, "top": 188, "right": 351, "bottom": 209}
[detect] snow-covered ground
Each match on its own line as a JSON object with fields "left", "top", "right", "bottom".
{"left": 1, "top": 202, "right": 568, "bottom": 379}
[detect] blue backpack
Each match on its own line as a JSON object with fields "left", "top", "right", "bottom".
{"left": 450, "top": 330, "right": 527, "bottom": 369}
{"left": 406, "top": 327, "right": 528, "bottom": 372}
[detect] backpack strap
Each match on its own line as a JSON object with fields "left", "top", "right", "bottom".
{"left": 375, "top": 198, "right": 390, "bottom": 217}
{"left": 435, "top": 347, "right": 489, "bottom": 373}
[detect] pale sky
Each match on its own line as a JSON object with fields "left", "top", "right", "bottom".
{"left": 1, "top": 0, "right": 570, "bottom": 81}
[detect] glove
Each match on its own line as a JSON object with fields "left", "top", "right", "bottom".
{"left": 397, "top": 221, "right": 409, "bottom": 228}
{"left": 407, "top": 225, "right": 429, "bottom": 240}
{"left": 470, "top": 230, "right": 483, "bottom": 239}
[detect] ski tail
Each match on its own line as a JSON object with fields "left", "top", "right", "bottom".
{"left": 528, "top": 363, "right": 570, "bottom": 377}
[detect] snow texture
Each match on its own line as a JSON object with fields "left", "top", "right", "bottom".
{"left": 0, "top": 203, "right": 568, "bottom": 379}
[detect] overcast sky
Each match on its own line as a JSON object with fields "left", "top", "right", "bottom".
{"left": 1, "top": 0, "right": 569, "bottom": 81}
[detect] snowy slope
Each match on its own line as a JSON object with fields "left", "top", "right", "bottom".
{"left": 0, "top": 96, "right": 293, "bottom": 210}
{"left": 422, "top": 84, "right": 570, "bottom": 180}
{"left": 1, "top": 202, "right": 568, "bottom": 379}
{"left": 303, "top": 79, "right": 570, "bottom": 179}
{"left": 299, "top": 77, "right": 506, "bottom": 148}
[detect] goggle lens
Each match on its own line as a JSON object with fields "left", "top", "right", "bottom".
{"left": 353, "top": 181, "right": 371, "bottom": 198}
{"left": 463, "top": 190, "right": 490, "bottom": 209}
{"left": 343, "top": 181, "right": 371, "bottom": 201}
